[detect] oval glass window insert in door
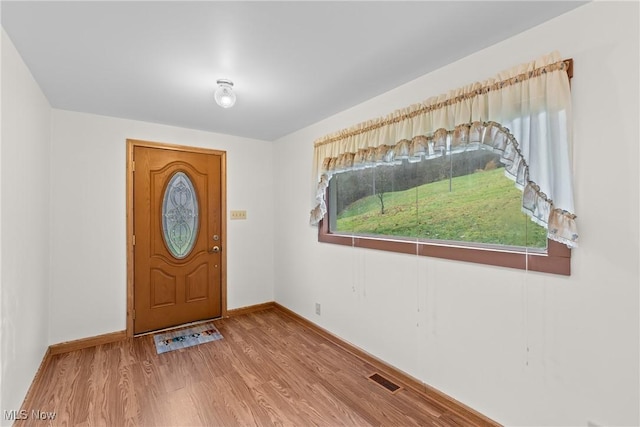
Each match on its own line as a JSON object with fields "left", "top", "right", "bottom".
{"left": 162, "top": 171, "right": 199, "bottom": 259}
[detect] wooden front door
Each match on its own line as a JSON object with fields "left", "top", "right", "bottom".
{"left": 132, "top": 143, "right": 224, "bottom": 334}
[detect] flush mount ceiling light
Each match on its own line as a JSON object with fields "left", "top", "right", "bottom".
{"left": 214, "top": 79, "right": 236, "bottom": 109}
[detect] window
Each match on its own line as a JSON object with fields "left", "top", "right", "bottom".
{"left": 312, "top": 53, "right": 576, "bottom": 275}
{"left": 328, "top": 151, "right": 547, "bottom": 249}
{"left": 162, "top": 171, "right": 199, "bottom": 259}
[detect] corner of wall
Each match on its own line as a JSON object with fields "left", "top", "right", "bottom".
{"left": 0, "top": 26, "right": 53, "bottom": 420}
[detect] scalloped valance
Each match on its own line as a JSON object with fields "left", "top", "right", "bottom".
{"left": 310, "top": 52, "right": 578, "bottom": 248}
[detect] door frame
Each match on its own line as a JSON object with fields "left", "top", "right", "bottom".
{"left": 126, "top": 139, "right": 228, "bottom": 337}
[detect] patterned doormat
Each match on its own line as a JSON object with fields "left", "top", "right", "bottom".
{"left": 153, "top": 322, "right": 223, "bottom": 354}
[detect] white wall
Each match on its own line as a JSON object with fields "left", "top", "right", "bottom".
{"left": 49, "top": 111, "right": 274, "bottom": 344}
{"left": 0, "top": 29, "right": 51, "bottom": 422}
{"left": 273, "top": 3, "right": 639, "bottom": 426}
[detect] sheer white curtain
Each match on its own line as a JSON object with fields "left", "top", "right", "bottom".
{"left": 310, "top": 52, "right": 578, "bottom": 248}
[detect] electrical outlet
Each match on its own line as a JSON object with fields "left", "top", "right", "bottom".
{"left": 315, "top": 303, "right": 321, "bottom": 315}
{"left": 230, "top": 210, "right": 247, "bottom": 220}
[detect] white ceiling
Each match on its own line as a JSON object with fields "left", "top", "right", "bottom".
{"left": 1, "top": 1, "right": 586, "bottom": 141}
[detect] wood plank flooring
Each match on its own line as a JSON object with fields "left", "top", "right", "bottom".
{"left": 17, "top": 308, "right": 494, "bottom": 426}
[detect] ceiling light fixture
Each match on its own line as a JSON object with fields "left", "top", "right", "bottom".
{"left": 214, "top": 79, "right": 236, "bottom": 108}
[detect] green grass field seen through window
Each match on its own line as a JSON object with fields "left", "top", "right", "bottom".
{"left": 334, "top": 168, "right": 547, "bottom": 248}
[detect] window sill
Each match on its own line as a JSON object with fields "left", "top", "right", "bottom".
{"left": 318, "top": 219, "right": 571, "bottom": 275}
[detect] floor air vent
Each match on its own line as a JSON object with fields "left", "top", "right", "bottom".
{"left": 368, "top": 372, "right": 402, "bottom": 394}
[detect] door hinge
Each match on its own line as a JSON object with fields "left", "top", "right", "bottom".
{"left": 132, "top": 235, "right": 136, "bottom": 246}
{"left": 132, "top": 309, "right": 136, "bottom": 320}
{"left": 132, "top": 160, "right": 135, "bottom": 172}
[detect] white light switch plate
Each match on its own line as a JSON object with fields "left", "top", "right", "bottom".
{"left": 230, "top": 210, "right": 247, "bottom": 220}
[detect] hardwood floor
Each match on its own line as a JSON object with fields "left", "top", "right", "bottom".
{"left": 18, "top": 308, "right": 497, "bottom": 426}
